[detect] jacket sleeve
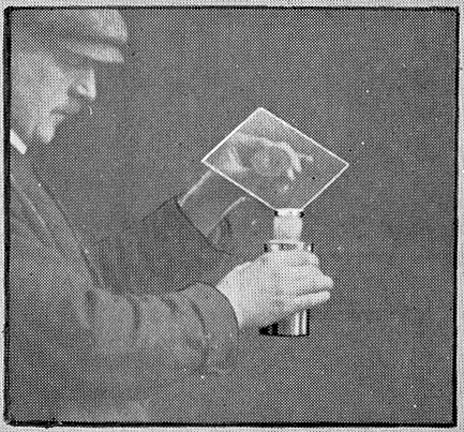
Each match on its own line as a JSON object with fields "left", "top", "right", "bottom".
{"left": 9, "top": 199, "right": 239, "bottom": 402}
{"left": 94, "top": 197, "right": 242, "bottom": 296}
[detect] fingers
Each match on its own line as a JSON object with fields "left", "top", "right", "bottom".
{"left": 284, "top": 266, "right": 316, "bottom": 283}
{"left": 275, "top": 141, "right": 301, "bottom": 173}
{"left": 261, "top": 138, "right": 301, "bottom": 172}
{"left": 261, "top": 250, "right": 332, "bottom": 295}
{"left": 262, "top": 138, "right": 302, "bottom": 172}
{"left": 286, "top": 166, "right": 296, "bottom": 181}
{"left": 228, "top": 133, "right": 303, "bottom": 181}
{"left": 271, "top": 141, "right": 302, "bottom": 175}
{"left": 260, "top": 250, "right": 320, "bottom": 267}
{"left": 297, "top": 152, "right": 314, "bottom": 164}
{"left": 254, "top": 136, "right": 302, "bottom": 175}
{"left": 221, "top": 146, "right": 248, "bottom": 173}
{"left": 230, "top": 131, "right": 250, "bottom": 144}
{"left": 286, "top": 271, "right": 333, "bottom": 295}
{"left": 295, "top": 291, "right": 331, "bottom": 309}
{"left": 279, "top": 257, "right": 322, "bottom": 280}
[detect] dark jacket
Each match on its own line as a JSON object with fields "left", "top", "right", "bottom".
{"left": 7, "top": 148, "right": 240, "bottom": 423}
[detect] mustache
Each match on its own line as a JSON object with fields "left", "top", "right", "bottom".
{"left": 54, "top": 100, "right": 89, "bottom": 116}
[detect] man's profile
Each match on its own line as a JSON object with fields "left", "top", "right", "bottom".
{"left": 6, "top": 8, "right": 333, "bottom": 423}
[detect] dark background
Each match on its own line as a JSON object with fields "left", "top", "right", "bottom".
{"left": 31, "top": 8, "right": 456, "bottom": 424}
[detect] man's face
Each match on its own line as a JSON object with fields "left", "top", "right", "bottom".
{"left": 11, "top": 32, "right": 98, "bottom": 144}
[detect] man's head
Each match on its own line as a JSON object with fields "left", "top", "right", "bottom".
{"left": 10, "top": 9, "right": 128, "bottom": 145}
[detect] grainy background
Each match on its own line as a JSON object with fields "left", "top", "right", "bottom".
{"left": 30, "top": 8, "right": 456, "bottom": 424}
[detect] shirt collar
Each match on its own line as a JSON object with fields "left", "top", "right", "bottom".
{"left": 10, "top": 130, "right": 27, "bottom": 155}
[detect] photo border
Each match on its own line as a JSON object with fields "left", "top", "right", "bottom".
{"left": 1, "top": 2, "right": 461, "bottom": 431}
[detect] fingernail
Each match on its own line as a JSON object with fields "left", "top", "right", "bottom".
{"left": 325, "top": 276, "right": 334, "bottom": 289}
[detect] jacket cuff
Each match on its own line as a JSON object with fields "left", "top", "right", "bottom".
{"left": 138, "top": 197, "right": 234, "bottom": 279}
{"left": 182, "top": 283, "right": 239, "bottom": 375}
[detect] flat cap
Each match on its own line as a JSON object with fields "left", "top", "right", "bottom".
{"left": 13, "top": 9, "right": 128, "bottom": 63}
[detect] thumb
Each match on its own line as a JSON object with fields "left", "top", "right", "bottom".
{"left": 262, "top": 250, "right": 317, "bottom": 267}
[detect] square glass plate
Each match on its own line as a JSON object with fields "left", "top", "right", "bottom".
{"left": 202, "top": 107, "right": 349, "bottom": 211}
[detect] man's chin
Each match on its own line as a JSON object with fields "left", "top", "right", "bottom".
{"left": 36, "top": 125, "right": 57, "bottom": 145}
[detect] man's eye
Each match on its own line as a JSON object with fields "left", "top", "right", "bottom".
{"left": 54, "top": 48, "right": 87, "bottom": 68}
{"left": 62, "top": 53, "right": 85, "bottom": 67}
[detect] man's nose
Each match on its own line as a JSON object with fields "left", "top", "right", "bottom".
{"left": 74, "top": 68, "right": 97, "bottom": 101}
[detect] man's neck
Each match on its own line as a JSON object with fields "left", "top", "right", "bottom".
{"left": 10, "top": 130, "right": 27, "bottom": 154}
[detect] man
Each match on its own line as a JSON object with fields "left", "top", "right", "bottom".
{"left": 7, "top": 9, "right": 333, "bottom": 423}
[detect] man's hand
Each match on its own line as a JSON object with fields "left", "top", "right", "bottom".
{"left": 216, "top": 249, "right": 333, "bottom": 329}
{"left": 179, "top": 132, "right": 314, "bottom": 237}
{"left": 179, "top": 170, "right": 247, "bottom": 237}
{"left": 217, "top": 132, "right": 312, "bottom": 181}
